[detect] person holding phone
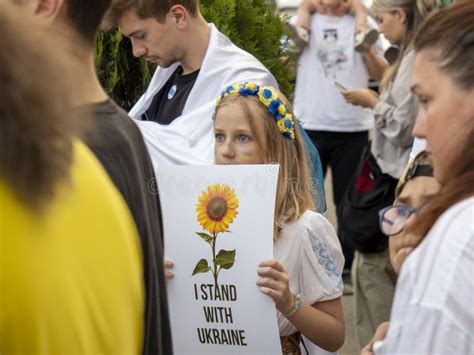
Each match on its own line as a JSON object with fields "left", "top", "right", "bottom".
{"left": 292, "top": 0, "right": 387, "bottom": 290}
{"left": 340, "top": 0, "right": 437, "bottom": 349}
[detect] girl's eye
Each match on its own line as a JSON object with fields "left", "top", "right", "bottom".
{"left": 215, "top": 133, "right": 225, "bottom": 142}
{"left": 237, "top": 134, "right": 251, "bottom": 143}
{"left": 135, "top": 32, "right": 146, "bottom": 40}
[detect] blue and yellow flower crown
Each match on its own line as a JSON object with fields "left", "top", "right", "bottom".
{"left": 216, "top": 82, "right": 296, "bottom": 141}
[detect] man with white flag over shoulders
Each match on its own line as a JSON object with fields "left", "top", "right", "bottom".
{"left": 104, "top": 0, "right": 279, "bottom": 166}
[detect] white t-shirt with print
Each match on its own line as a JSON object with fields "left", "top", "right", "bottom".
{"left": 293, "top": 14, "right": 385, "bottom": 132}
{"left": 274, "top": 210, "right": 344, "bottom": 337}
{"left": 376, "top": 197, "right": 474, "bottom": 354}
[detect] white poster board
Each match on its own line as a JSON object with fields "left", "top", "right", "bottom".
{"left": 157, "top": 164, "right": 282, "bottom": 355}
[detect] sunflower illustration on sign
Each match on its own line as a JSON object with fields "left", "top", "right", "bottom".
{"left": 193, "top": 184, "right": 239, "bottom": 288}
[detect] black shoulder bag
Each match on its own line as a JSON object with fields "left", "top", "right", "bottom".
{"left": 338, "top": 143, "right": 399, "bottom": 253}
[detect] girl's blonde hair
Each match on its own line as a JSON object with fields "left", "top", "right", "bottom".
{"left": 372, "top": 0, "right": 437, "bottom": 90}
{"left": 215, "top": 94, "right": 316, "bottom": 239}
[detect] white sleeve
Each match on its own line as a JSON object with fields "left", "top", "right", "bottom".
{"left": 379, "top": 200, "right": 474, "bottom": 354}
{"left": 380, "top": 306, "right": 473, "bottom": 355}
{"left": 298, "top": 213, "right": 344, "bottom": 305}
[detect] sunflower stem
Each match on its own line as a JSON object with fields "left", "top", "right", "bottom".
{"left": 212, "top": 232, "right": 218, "bottom": 289}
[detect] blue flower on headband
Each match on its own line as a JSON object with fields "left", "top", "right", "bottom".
{"left": 216, "top": 82, "right": 296, "bottom": 141}
{"left": 239, "top": 87, "right": 259, "bottom": 95}
{"left": 262, "top": 89, "right": 273, "bottom": 99}
{"left": 268, "top": 100, "right": 280, "bottom": 116}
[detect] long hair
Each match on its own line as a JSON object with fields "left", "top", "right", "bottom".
{"left": 216, "top": 94, "right": 316, "bottom": 239}
{"left": 411, "top": 134, "right": 474, "bottom": 237}
{"left": 0, "top": 5, "right": 80, "bottom": 209}
{"left": 372, "top": 0, "right": 437, "bottom": 90}
{"left": 409, "top": 2, "right": 474, "bottom": 237}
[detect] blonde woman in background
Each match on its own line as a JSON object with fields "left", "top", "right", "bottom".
{"left": 340, "top": 0, "right": 437, "bottom": 349}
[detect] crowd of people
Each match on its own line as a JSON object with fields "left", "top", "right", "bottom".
{"left": 0, "top": 0, "right": 472, "bottom": 354}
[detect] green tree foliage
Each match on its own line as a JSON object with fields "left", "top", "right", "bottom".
{"left": 95, "top": 0, "right": 295, "bottom": 110}
{"left": 95, "top": 31, "right": 153, "bottom": 110}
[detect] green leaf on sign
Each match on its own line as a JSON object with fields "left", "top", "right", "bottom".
{"left": 195, "top": 232, "right": 213, "bottom": 244}
{"left": 192, "top": 259, "right": 211, "bottom": 276}
{"left": 215, "top": 249, "right": 236, "bottom": 270}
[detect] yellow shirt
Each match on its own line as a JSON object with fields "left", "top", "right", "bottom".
{"left": 0, "top": 141, "right": 144, "bottom": 355}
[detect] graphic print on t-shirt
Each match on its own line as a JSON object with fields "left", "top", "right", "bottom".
{"left": 316, "top": 28, "right": 348, "bottom": 78}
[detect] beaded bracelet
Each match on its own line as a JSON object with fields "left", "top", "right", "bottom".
{"left": 282, "top": 293, "right": 301, "bottom": 318}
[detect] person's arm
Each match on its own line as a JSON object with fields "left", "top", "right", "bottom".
{"left": 372, "top": 52, "right": 418, "bottom": 147}
{"left": 361, "top": 322, "right": 390, "bottom": 355}
{"left": 297, "top": 0, "right": 352, "bottom": 29}
{"left": 351, "top": 0, "right": 369, "bottom": 32}
{"left": 362, "top": 49, "right": 389, "bottom": 81}
{"left": 257, "top": 260, "right": 345, "bottom": 352}
{"left": 342, "top": 89, "right": 379, "bottom": 109}
{"left": 296, "top": 1, "right": 320, "bottom": 30}
{"left": 296, "top": 0, "right": 332, "bottom": 31}
{"left": 288, "top": 297, "right": 345, "bottom": 351}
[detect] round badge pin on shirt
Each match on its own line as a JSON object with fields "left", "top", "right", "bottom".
{"left": 168, "top": 85, "right": 177, "bottom": 100}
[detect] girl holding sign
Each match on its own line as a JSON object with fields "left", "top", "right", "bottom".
{"left": 213, "top": 82, "right": 345, "bottom": 354}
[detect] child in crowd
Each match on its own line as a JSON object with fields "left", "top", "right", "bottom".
{"left": 294, "top": 0, "right": 378, "bottom": 51}
{"left": 213, "top": 82, "right": 345, "bottom": 354}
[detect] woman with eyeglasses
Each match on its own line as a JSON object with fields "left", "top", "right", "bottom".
{"left": 378, "top": 151, "right": 439, "bottom": 274}
{"left": 362, "top": 2, "right": 474, "bottom": 354}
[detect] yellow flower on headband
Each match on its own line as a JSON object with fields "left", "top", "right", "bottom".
{"left": 257, "top": 86, "right": 278, "bottom": 106}
{"left": 278, "top": 104, "right": 286, "bottom": 116}
{"left": 228, "top": 84, "right": 239, "bottom": 95}
{"left": 277, "top": 118, "right": 286, "bottom": 132}
{"left": 244, "top": 82, "right": 257, "bottom": 91}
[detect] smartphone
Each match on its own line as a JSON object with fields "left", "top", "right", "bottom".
{"left": 333, "top": 81, "right": 348, "bottom": 92}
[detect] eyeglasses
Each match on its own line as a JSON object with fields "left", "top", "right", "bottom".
{"left": 378, "top": 205, "right": 423, "bottom": 236}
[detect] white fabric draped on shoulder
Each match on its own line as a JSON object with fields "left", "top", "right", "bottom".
{"left": 129, "top": 24, "right": 278, "bottom": 167}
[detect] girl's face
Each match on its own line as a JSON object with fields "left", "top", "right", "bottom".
{"left": 214, "top": 102, "right": 265, "bottom": 165}
{"left": 411, "top": 49, "right": 474, "bottom": 184}
{"left": 374, "top": 9, "right": 407, "bottom": 45}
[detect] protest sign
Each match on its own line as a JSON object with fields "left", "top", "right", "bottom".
{"left": 157, "top": 164, "right": 281, "bottom": 355}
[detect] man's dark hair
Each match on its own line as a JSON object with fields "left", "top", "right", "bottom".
{"left": 65, "top": 0, "right": 112, "bottom": 43}
{"left": 104, "top": 0, "right": 199, "bottom": 29}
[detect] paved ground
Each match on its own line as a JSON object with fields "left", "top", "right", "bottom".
{"left": 341, "top": 295, "right": 359, "bottom": 355}
{"left": 324, "top": 170, "right": 359, "bottom": 355}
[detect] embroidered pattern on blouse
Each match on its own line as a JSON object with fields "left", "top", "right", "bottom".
{"left": 309, "top": 230, "right": 341, "bottom": 280}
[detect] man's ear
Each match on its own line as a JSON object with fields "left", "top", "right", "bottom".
{"left": 169, "top": 4, "right": 188, "bottom": 30}
{"left": 35, "top": 0, "right": 65, "bottom": 22}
